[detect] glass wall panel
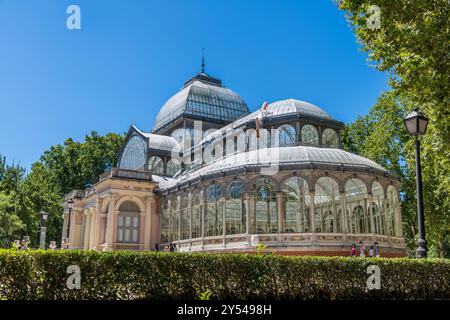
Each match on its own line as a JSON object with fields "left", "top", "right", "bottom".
{"left": 314, "top": 177, "right": 340, "bottom": 233}
{"left": 345, "top": 179, "right": 369, "bottom": 234}
{"left": 252, "top": 178, "right": 278, "bottom": 234}
{"left": 180, "top": 197, "right": 189, "bottom": 240}
{"left": 205, "top": 185, "right": 224, "bottom": 236}
{"left": 119, "top": 135, "right": 146, "bottom": 170}
{"left": 166, "top": 159, "right": 182, "bottom": 176}
{"left": 278, "top": 125, "right": 296, "bottom": 146}
{"left": 301, "top": 124, "right": 319, "bottom": 146}
{"left": 191, "top": 192, "right": 201, "bottom": 238}
{"left": 372, "top": 181, "right": 385, "bottom": 235}
{"left": 387, "top": 185, "right": 399, "bottom": 236}
{"left": 322, "top": 128, "right": 339, "bottom": 148}
{"left": 148, "top": 156, "right": 164, "bottom": 175}
{"left": 226, "top": 182, "right": 246, "bottom": 235}
{"left": 282, "top": 177, "right": 310, "bottom": 233}
{"left": 169, "top": 198, "right": 178, "bottom": 242}
{"left": 160, "top": 199, "right": 170, "bottom": 243}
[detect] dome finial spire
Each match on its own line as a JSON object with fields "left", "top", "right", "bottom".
{"left": 201, "top": 48, "right": 205, "bottom": 73}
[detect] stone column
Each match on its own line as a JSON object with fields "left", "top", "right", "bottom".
{"left": 151, "top": 196, "right": 160, "bottom": 247}
{"left": 93, "top": 198, "right": 103, "bottom": 250}
{"left": 83, "top": 209, "right": 91, "bottom": 250}
{"left": 105, "top": 194, "right": 117, "bottom": 250}
{"left": 89, "top": 208, "right": 97, "bottom": 250}
{"left": 177, "top": 195, "right": 181, "bottom": 245}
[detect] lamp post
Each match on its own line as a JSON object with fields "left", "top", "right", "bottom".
{"left": 66, "top": 198, "right": 74, "bottom": 248}
{"left": 39, "top": 211, "right": 49, "bottom": 249}
{"left": 403, "top": 108, "right": 429, "bottom": 258}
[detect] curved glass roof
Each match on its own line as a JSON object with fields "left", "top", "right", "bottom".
{"left": 153, "top": 74, "right": 250, "bottom": 132}
{"left": 154, "top": 146, "right": 387, "bottom": 190}
{"left": 268, "top": 99, "right": 331, "bottom": 119}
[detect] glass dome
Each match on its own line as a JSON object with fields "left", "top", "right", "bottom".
{"left": 153, "top": 73, "right": 250, "bottom": 132}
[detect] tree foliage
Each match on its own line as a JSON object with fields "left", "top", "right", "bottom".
{"left": 0, "top": 131, "right": 124, "bottom": 247}
{"left": 337, "top": 0, "right": 450, "bottom": 257}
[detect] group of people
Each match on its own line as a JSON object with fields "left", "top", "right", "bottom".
{"left": 12, "top": 239, "right": 58, "bottom": 250}
{"left": 154, "top": 243, "right": 177, "bottom": 252}
{"left": 351, "top": 241, "right": 381, "bottom": 258}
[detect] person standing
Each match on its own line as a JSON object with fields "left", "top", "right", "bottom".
{"left": 359, "top": 241, "right": 366, "bottom": 257}
{"left": 351, "top": 244, "right": 357, "bottom": 257}
{"left": 369, "top": 245, "right": 375, "bottom": 258}
{"left": 375, "top": 242, "right": 381, "bottom": 257}
{"left": 154, "top": 243, "right": 160, "bottom": 252}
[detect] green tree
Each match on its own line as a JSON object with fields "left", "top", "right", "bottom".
{"left": 337, "top": 0, "right": 450, "bottom": 257}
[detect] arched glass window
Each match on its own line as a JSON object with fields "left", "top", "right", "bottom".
{"left": 372, "top": 182, "right": 385, "bottom": 235}
{"left": 148, "top": 156, "right": 164, "bottom": 175}
{"left": 191, "top": 192, "right": 201, "bottom": 238}
{"left": 278, "top": 125, "right": 296, "bottom": 146}
{"left": 166, "top": 159, "right": 182, "bottom": 176}
{"left": 179, "top": 197, "right": 189, "bottom": 240}
{"left": 117, "top": 201, "right": 140, "bottom": 243}
{"left": 322, "top": 128, "right": 339, "bottom": 148}
{"left": 301, "top": 125, "right": 319, "bottom": 146}
{"left": 205, "top": 185, "right": 224, "bottom": 237}
{"left": 160, "top": 200, "right": 169, "bottom": 243}
{"left": 345, "top": 179, "right": 369, "bottom": 234}
{"left": 282, "top": 177, "right": 310, "bottom": 233}
{"left": 387, "top": 185, "right": 399, "bottom": 236}
{"left": 251, "top": 178, "right": 277, "bottom": 234}
{"left": 314, "top": 177, "right": 340, "bottom": 233}
{"left": 226, "top": 181, "right": 246, "bottom": 235}
{"left": 119, "top": 135, "right": 146, "bottom": 170}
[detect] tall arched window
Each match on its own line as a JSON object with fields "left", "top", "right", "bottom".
{"left": 166, "top": 159, "right": 182, "bottom": 176}
{"left": 191, "top": 192, "right": 201, "bottom": 238}
{"left": 226, "top": 181, "right": 246, "bottom": 235}
{"left": 345, "top": 179, "right": 369, "bottom": 234}
{"left": 387, "top": 185, "right": 399, "bottom": 236}
{"left": 180, "top": 197, "right": 189, "bottom": 240}
{"left": 119, "top": 135, "right": 146, "bottom": 170}
{"left": 322, "top": 128, "right": 339, "bottom": 148}
{"left": 372, "top": 181, "right": 385, "bottom": 235}
{"left": 282, "top": 177, "right": 310, "bottom": 233}
{"left": 278, "top": 125, "right": 296, "bottom": 146}
{"left": 148, "top": 156, "right": 164, "bottom": 175}
{"left": 252, "top": 178, "right": 278, "bottom": 234}
{"left": 160, "top": 200, "right": 169, "bottom": 243}
{"left": 301, "top": 124, "right": 319, "bottom": 146}
{"left": 117, "top": 201, "right": 140, "bottom": 243}
{"left": 314, "top": 177, "right": 340, "bottom": 233}
{"left": 205, "top": 185, "right": 224, "bottom": 237}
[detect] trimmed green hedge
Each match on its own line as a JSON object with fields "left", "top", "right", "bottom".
{"left": 0, "top": 249, "right": 449, "bottom": 300}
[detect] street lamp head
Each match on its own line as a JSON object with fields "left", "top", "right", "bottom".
{"left": 404, "top": 108, "right": 429, "bottom": 136}
{"left": 68, "top": 198, "right": 74, "bottom": 210}
{"left": 40, "top": 211, "right": 49, "bottom": 222}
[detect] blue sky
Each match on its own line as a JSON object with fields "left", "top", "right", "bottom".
{"left": 0, "top": 0, "right": 389, "bottom": 170}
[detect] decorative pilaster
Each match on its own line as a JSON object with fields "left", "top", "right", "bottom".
{"left": 104, "top": 193, "right": 117, "bottom": 250}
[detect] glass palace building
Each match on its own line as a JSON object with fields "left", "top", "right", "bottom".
{"left": 62, "top": 69, "right": 407, "bottom": 256}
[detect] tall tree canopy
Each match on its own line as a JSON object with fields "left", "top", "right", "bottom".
{"left": 337, "top": 0, "right": 450, "bottom": 257}
{"left": 0, "top": 131, "right": 124, "bottom": 247}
